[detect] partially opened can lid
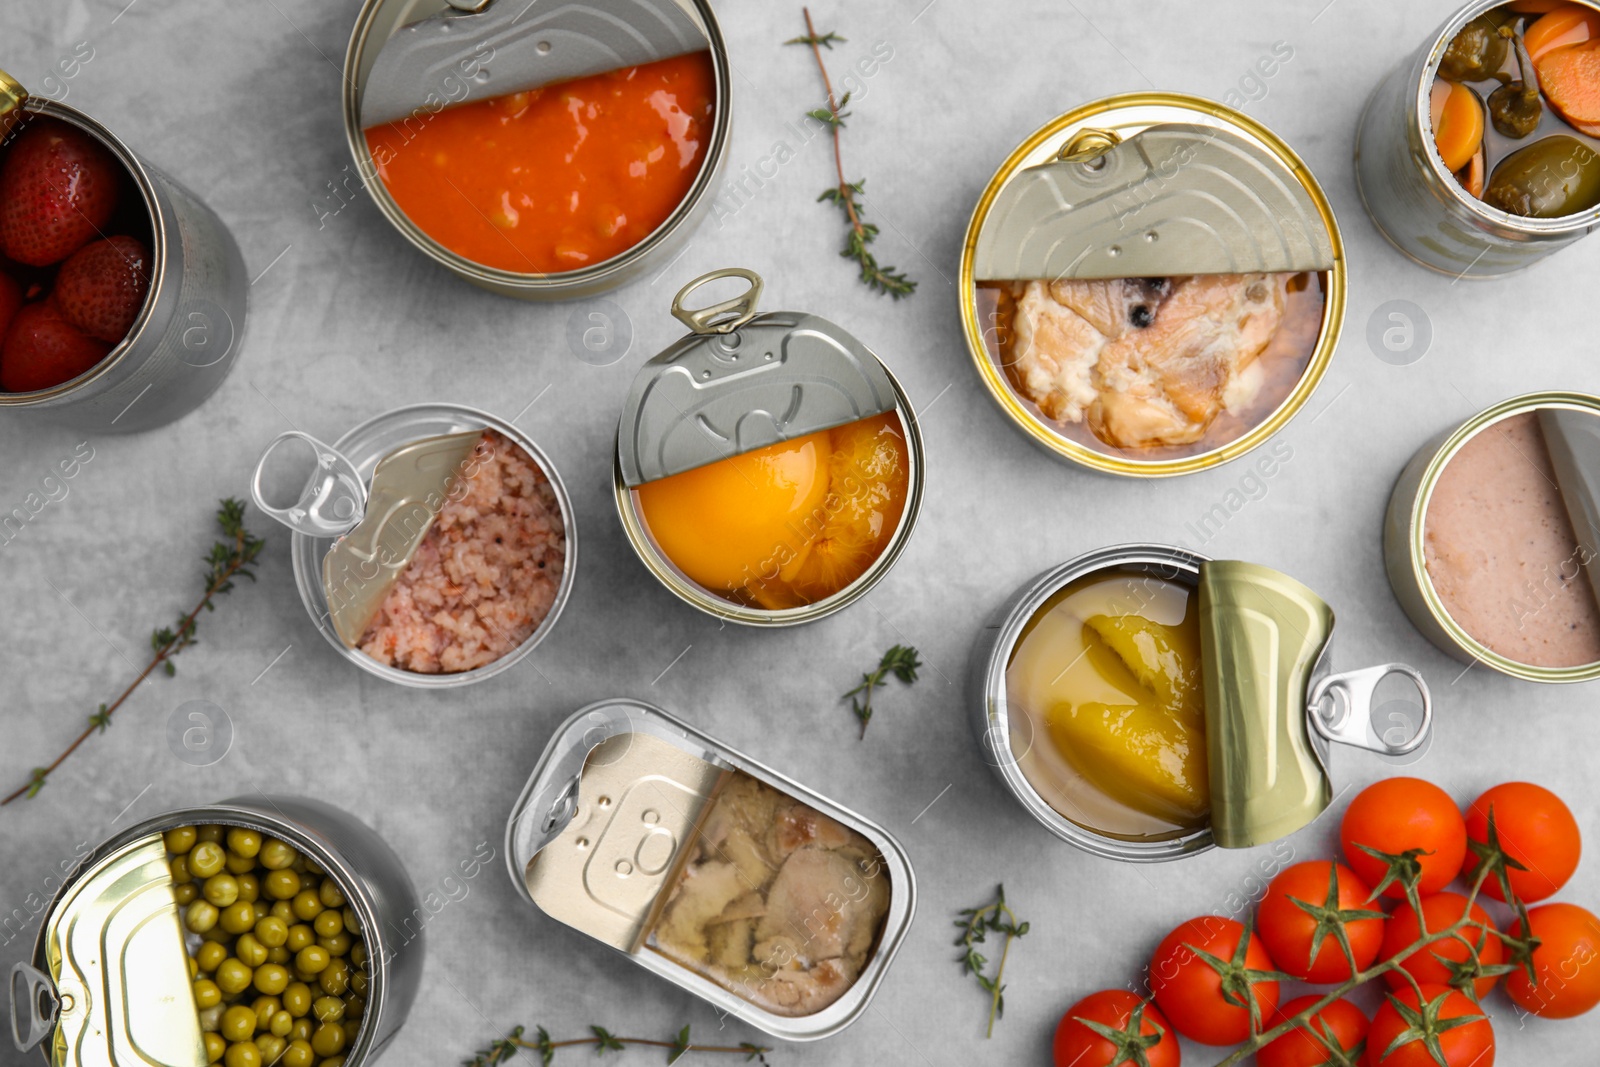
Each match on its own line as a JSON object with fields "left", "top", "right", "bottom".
{"left": 615, "top": 268, "right": 899, "bottom": 487}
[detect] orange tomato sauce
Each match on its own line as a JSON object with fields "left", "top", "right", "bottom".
{"left": 364, "top": 52, "right": 716, "bottom": 273}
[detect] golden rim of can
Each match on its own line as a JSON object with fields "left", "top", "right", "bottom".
{"left": 0, "top": 68, "right": 26, "bottom": 142}
{"left": 959, "top": 91, "right": 1347, "bottom": 478}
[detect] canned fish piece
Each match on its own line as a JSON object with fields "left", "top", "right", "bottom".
{"left": 960, "top": 92, "right": 1345, "bottom": 477}
{"left": 0, "top": 72, "right": 247, "bottom": 432}
{"left": 613, "top": 268, "right": 924, "bottom": 626}
{"left": 342, "top": 0, "right": 731, "bottom": 299}
{"left": 1356, "top": 0, "right": 1600, "bottom": 276}
{"left": 252, "top": 403, "right": 574, "bottom": 686}
{"left": 971, "top": 544, "right": 1432, "bottom": 862}
{"left": 10, "top": 796, "right": 422, "bottom": 1067}
{"left": 1384, "top": 391, "right": 1600, "bottom": 682}
{"left": 505, "top": 699, "right": 915, "bottom": 1040}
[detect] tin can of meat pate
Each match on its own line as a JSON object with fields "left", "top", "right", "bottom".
{"left": 0, "top": 76, "right": 247, "bottom": 432}
{"left": 10, "top": 796, "right": 422, "bottom": 1067}
{"left": 505, "top": 699, "right": 916, "bottom": 1041}
{"left": 960, "top": 92, "right": 1345, "bottom": 477}
{"left": 972, "top": 544, "right": 1433, "bottom": 862}
{"left": 342, "top": 0, "right": 732, "bottom": 300}
{"left": 1384, "top": 391, "right": 1600, "bottom": 683}
{"left": 1355, "top": 0, "right": 1600, "bottom": 276}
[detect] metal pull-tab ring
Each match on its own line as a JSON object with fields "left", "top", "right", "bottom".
{"left": 249, "top": 431, "right": 368, "bottom": 539}
{"left": 1307, "top": 663, "right": 1432, "bottom": 757}
{"left": 671, "top": 268, "right": 763, "bottom": 335}
{"left": 10, "top": 962, "right": 57, "bottom": 1053}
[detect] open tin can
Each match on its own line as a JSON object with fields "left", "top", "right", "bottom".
{"left": 960, "top": 92, "right": 1345, "bottom": 477}
{"left": 10, "top": 796, "right": 422, "bottom": 1067}
{"left": 250, "top": 402, "right": 575, "bottom": 687}
{"left": 613, "top": 268, "right": 924, "bottom": 626}
{"left": 0, "top": 71, "right": 247, "bottom": 432}
{"left": 342, "top": 0, "right": 731, "bottom": 299}
{"left": 1384, "top": 391, "right": 1600, "bottom": 682}
{"left": 505, "top": 699, "right": 915, "bottom": 1040}
{"left": 971, "top": 544, "right": 1432, "bottom": 862}
{"left": 1355, "top": 0, "right": 1600, "bottom": 277}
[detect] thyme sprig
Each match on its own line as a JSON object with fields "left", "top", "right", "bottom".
{"left": 465, "top": 1024, "right": 771, "bottom": 1066}
{"left": 787, "top": 8, "right": 916, "bottom": 298}
{"left": 3, "top": 499, "right": 265, "bottom": 805}
{"left": 842, "top": 643, "right": 920, "bottom": 738}
{"left": 955, "top": 884, "right": 1030, "bottom": 1038}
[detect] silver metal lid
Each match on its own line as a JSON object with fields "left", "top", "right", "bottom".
{"left": 615, "top": 268, "right": 899, "bottom": 487}
{"left": 973, "top": 123, "right": 1337, "bottom": 281}
{"left": 1538, "top": 407, "right": 1600, "bottom": 612}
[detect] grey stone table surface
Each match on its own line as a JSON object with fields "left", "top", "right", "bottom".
{"left": 2, "top": 0, "right": 1598, "bottom": 1064}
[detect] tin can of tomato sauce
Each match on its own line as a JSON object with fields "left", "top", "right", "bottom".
{"left": 505, "top": 699, "right": 916, "bottom": 1040}
{"left": 1355, "top": 0, "right": 1600, "bottom": 276}
{"left": 9, "top": 796, "right": 422, "bottom": 1067}
{"left": 971, "top": 545, "right": 1432, "bottom": 862}
{"left": 612, "top": 268, "right": 924, "bottom": 626}
{"left": 1383, "top": 391, "right": 1600, "bottom": 683}
{"left": 960, "top": 92, "right": 1345, "bottom": 477}
{"left": 0, "top": 73, "right": 247, "bottom": 432}
{"left": 342, "top": 0, "right": 732, "bottom": 299}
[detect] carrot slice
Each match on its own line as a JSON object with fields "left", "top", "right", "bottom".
{"left": 1433, "top": 81, "right": 1486, "bottom": 172}
{"left": 1538, "top": 39, "right": 1600, "bottom": 135}
{"left": 1525, "top": 3, "right": 1600, "bottom": 62}
{"left": 1463, "top": 146, "right": 1486, "bottom": 198}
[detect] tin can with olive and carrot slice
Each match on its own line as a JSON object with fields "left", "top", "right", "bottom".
{"left": 504, "top": 699, "right": 916, "bottom": 1041}
{"left": 10, "top": 796, "right": 422, "bottom": 1067}
{"left": 612, "top": 268, "right": 925, "bottom": 626}
{"left": 971, "top": 544, "right": 1433, "bottom": 862}
{"left": 0, "top": 71, "right": 247, "bottom": 432}
{"left": 342, "top": 0, "right": 732, "bottom": 300}
{"left": 960, "top": 92, "right": 1345, "bottom": 478}
{"left": 1356, "top": 0, "right": 1600, "bottom": 277}
{"left": 1383, "top": 391, "right": 1600, "bottom": 683}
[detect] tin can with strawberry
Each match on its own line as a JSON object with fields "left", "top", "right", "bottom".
{"left": 0, "top": 70, "right": 247, "bottom": 432}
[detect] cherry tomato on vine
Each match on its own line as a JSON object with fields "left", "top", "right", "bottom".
{"left": 1340, "top": 778, "right": 1466, "bottom": 900}
{"left": 1052, "top": 989, "right": 1179, "bottom": 1067}
{"left": 1381, "top": 892, "right": 1504, "bottom": 1001}
{"left": 1461, "top": 782, "right": 1580, "bottom": 903}
{"left": 1368, "top": 985, "right": 1494, "bottom": 1067}
{"left": 1506, "top": 903, "right": 1600, "bottom": 1019}
{"left": 1257, "top": 861, "right": 1386, "bottom": 983}
{"left": 1257, "top": 995, "right": 1368, "bottom": 1067}
{"left": 1148, "top": 916, "right": 1282, "bottom": 1046}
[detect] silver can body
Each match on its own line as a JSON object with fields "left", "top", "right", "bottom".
{"left": 23, "top": 795, "right": 423, "bottom": 1067}
{"left": 0, "top": 99, "right": 247, "bottom": 432}
{"left": 1354, "top": 0, "right": 1600, "bottom": 277}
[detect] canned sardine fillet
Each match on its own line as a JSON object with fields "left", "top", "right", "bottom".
{"left": 961, "top": 93, "right": 1345, "bottom": 477}
{"left": 505, "top": 700, "right": 915, "bottom": 1041}
{"left": 1356, "top": 1, "right": 1600, "bottom": 275}
{"left": 343, "top": 0, "right": 731, "bottom": 299}
{"left": 971, "top": 546, "right": 1433, "bottom": 862}
{"left": 1384, "top": 391, "right": 1600, "bottom": 683}
{"left": 613, "top": 269, "right": 924, "bottom": 626}
{"left": 10, "top": 797, "right": 422, "bottom": 1067}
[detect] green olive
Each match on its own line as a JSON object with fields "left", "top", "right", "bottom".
{"left": 317, "top": 879, "right": 345, "bottom": 909}
{"left": 310, "top": 1022, "right": 345, "bottom": 1058}
{"left": 203, "top": 1032, "right": 226, "bottom": 1064}
{"left": 259, "top": 839, "right": 297, "bottom": 870}
{"left": 269, "top": 1010, "right": 294, "bottom": 1039}
{"left": 349, "top": 970, "right": 368, "bottom": 997}
{"left": 1440, "top": 12, "right": 1510, "bottom": 81}
{"left": 235, "top": 873, "right": 260, "bottom": 904}
{"left": 254, "top": 916, "right": 289, "bottom": 948}
{"left": 189, "top": 842, "right": 226, "bottom": 879}
{"left": 318, "top": 932, "right": 351, "bottom": 958}
{"left": 185, "top": 900, "right": 220, "bottom": 934}
{"left": 193, "top": 979, "right": 222, "bottom": 1009}
{"left": 224, "top": 851, "right": 256, "bottom": 875}
{"left": 197, "top": 825, "right": 225, "bottom": 845}
{"left": 203, "top": 873, "right": 240, "bottom": 909}
{"left": 349, "top": 944, "right": 367, "bottom": 969}
{"left": 304, "top": 860, "right": 325, "bottom": 877}
{"left": 267, "top": 947, "right": 291, "bottom": 965}
{"left": 254, "top": 1034, "right": 286, "bottom": 1064}
{"left": 215, "top": 959, "right": 253, "bottom": 996}
{"left": 270, "top": 899, "right": 296, "bottom": 923}
{"left": 318, "top": 959, "right": 350, "bottom": 996}
{"left": 174, "top": 882, "right": 199, "bottom": 906}
{"left": 220, "top": 1005, "right": 258, "bottom": 1043}
{"left": 295, "top": 946, "right": 330, "bottom": 975}
{"left": 341, "top": 907, "right": 359, "bottom": 935}
{"left": 282, "top": 1039, "right": 314, "bottom": 1067}
{"left": 227, "top": 828, "right": 262, "bottom": 859}
{"left": 289, "top": 1017, "right": 313, "bottom": 1043}
{"left": 224, "top": 1041, "right": 260, "bottom": 1067}
{"left": 286, "top": 924, "right": 315, "bottom": 953}
{"left": 312, "top": 996, "right": 345, "bottom": 1024}
{"left": 1484, "top": 135, "right": 1600, "bottom": 217}
{"left": 265, "top": 870, "right": 302, "bottom": 901}
{"left": 282, "top": 983, "right": 313, "bottom": 1018}
{"left": 251, "top": 996, "right": 280, "bottom": 1030}
{"left": 219, "top": 901, "right": 256, "bottom": 935}
{"left": 312, "top": 910, "right": 343, "bottom": 939}
{"left": 235, "top": 934, "right": 269, "bottom": 969}
{"left": 197, "top": 941, "right": 229, "bottom": 973}
{"left": 290, "top": 890, "right": 324, "bottom": 922}
{"left": 253, "top": 963, "right": 290, "bottom": 996}
{"left": 170, "top": 855, "right": 193, "bottom": 884}
{"left": 165, "top": 826, "right": 198, "bottom": 854}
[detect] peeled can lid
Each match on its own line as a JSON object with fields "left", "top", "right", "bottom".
{"left": 615, "top": 268, "right": 899, "bottom": 487}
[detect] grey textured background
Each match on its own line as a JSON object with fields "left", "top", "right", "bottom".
{"left": 2, "top": 1, "right": 1598, "bottom": 1064}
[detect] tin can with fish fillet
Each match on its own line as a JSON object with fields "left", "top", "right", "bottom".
{"left": 10, "top": 796, "right": 422, "bottom": 1067}
{"left": 0, "top": 73, "right": 247, "bottom": 432}
{"left": 504, "top": 698, "right": 916, "bottom": 1040}
{"left": 249, "top": 402, "right": 575, "bottom": 687}
{"left": 1383, "top": 391, "right": 1600, "bottom": 683}
{"left": 342, "top": 0, "right": 732, "bottom": 299}
{"left": 1355, "top": 0, "right": 1600, "bottom": 277}
{"left": 613, "top": 268, "right": 925, "bottom": 626}
{"left": 959, "top": 92, "right": 1346, "bottom": 477}
{"left": 971, "top": 544, "right": 1433, "bottom": 862}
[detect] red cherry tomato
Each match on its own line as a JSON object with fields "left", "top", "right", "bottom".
{"left": 1381, "top": 892, "right": 1504, "bottom": 1001}
{"left": 1461, "top": 782, "right": 1581, "bottom": 903}
{"left": 1149, "top": 916, "right": 1281, "bottom": 1046}
{"left": 1506, "top": 903, "right": 1600, "bottom": 1019}
{"left": 1052, "top": 989, "right": 1179, "bottom": 1067}
{"left": 1368, "top": 986, "right": 1494, "bottom": 1067}
{"left": 1257, "top": 861, "right": 1386, "bottom": 983}
{"left": 1340, "top": 778, "right": 1466, "bottom": 900}
{"left": 1257, "top": 995, "right": 1368, "bottom": 1067}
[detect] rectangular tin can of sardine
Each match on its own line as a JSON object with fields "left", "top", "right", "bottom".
{"left": 504, "top": 699, "right": 916, "bottom": 1041}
